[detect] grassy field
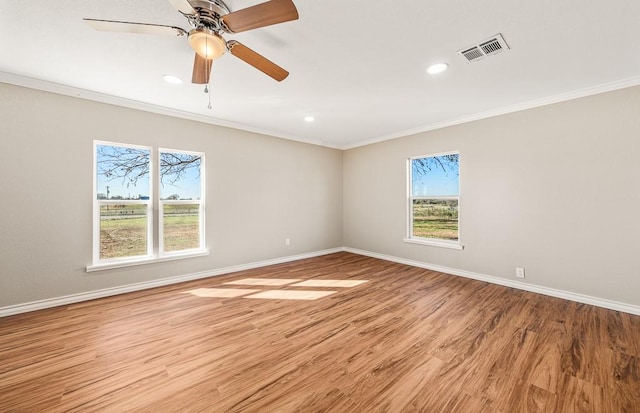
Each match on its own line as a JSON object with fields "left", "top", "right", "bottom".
{"left": 99, "top": 204, "right": 199, "bottom": 259}
{"left": 412, "top": 199, "right": 458, "bottom": 240}
{"left": 163, "top": 214, "right": 200, "bottom": 252}
{"left": 100, "top": 216, "right": 148, "bottom": 259}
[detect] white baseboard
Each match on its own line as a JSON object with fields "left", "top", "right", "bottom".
{"left": 344, "top": 247, "right": 640, "bottom": 316}
{"left": 0, "top": 248, "right": 343, "bottom": 317}
{"left": 4, "top": 246, "right": 639, "bottom": 317}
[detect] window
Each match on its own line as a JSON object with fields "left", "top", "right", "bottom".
{"left": 91, "top": 141, "right": 206, "bottom": 270}
{"left": 159, "top": 149, "right": 204, "bottom": 255}
{"left": 406, "top": 152, "right": 461, "bottom": 249}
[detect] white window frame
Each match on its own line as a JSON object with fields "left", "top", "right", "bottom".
{"left": 158, "top": 148, "right": 205, "bottom": 257}
{"left": 88, "top": 141, "right": 208, "bottom": 272}
{"left": 404, "top": 151, "right": 463, "bottom": 250}
{"left": 92, "top": 141, "right": 154, "bottom": 266}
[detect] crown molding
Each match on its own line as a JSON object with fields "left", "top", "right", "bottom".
{"left": 3, "top": 71, "right": 640, "bottom": 151}
{"left": 0, "top": 71, "right": 342, "bottom": 150}
{"left": 341, "top": 75, "right": 640, "bottom": 150}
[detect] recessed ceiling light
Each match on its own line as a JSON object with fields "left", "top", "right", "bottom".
{"left": 426, "top": 62, "right": 449, "bottom": 75}
{"left": 304, "top": 116, "right": 315, "bottom": 122}
{"left": 162, "top": 74, "right": 183, "bottom": 84}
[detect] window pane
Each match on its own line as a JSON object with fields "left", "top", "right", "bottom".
{"left": 96, "top": 144, "right": 151, "bottom": 200}
{"left": 160, "top": 152, "right": 202, "bottom": 200}
{"left": 412, "top": 199, "right": 458, "bottom": 240}
{"left": 100, "top": 204, "right": 148, "bottom": 259}
{"left": 163, "top": 204, "right": 200, "bottom": 252}
{"left": 411, "top": 154, "right": 459, "bottom": 196}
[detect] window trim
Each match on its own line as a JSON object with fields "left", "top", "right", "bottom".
{"left": 89, "top": 141, "right": 208, "bottom": 272}
{"left": 86, "top": 250, "right": 210, "bottom": 272}
{"left": 92, "top": 141, "right": 154, "bottom": 266}
{"left": 405, "top": 151, "right": 463, "bottom": 250}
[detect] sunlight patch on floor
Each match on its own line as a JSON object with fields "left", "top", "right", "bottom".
{"left": 224, "top": 278, "right": 302, "bottom": 286}
{"left": 244, "top": 290, "right": 337, "bottom": 300}
{"left": 186, "top": 278, "right": 367, "bottom": 301}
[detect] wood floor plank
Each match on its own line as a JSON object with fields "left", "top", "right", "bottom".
{"left": 1, "top": 252, "right": 639, "bottom": 412}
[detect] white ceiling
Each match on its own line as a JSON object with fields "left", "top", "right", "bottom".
{"left": 1, "top": 0, "right": 640, "bottom": 149}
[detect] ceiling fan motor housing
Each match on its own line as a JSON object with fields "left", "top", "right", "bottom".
{"left": 187, "top": 0, "right": 230, "bottom": 29}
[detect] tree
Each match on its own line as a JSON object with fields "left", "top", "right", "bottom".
{"left": 97, "top": 146, "right": 200, "bottom": 188}
{"left": 412, "top": 153, "right": 459, "bottom": 176}
{"left": 159, "top": 152, "right": 201, "bottom": 186}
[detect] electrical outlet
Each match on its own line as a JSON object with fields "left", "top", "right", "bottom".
{"left": 515, "top": 267, "right": 525, "bottom": 278}
{"left": 285, "top": 238, "right": 290, "bottom": 246}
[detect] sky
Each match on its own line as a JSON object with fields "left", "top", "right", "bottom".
{"left": 411, "top": 155, "right": 459, "bottom": 197}
{"left": 96, "top": 144, "right": 202, "bottom": 200}
{"left": 159, "top": 164, "right": 201, "bottom": 200}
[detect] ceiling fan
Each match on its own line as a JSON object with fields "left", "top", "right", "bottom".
{"left": 83, "top": 0, "right": 298, "bottom": 84}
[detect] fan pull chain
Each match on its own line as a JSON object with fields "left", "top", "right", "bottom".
{"left": 203, "top": 84, "right": 212, "bottom": 110}
{"left": 205, "top": 35, "right": 212, "bottom": 110}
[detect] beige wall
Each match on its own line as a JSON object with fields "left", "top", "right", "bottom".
{"left": 2, "top": 81, "right": 640, "bottom": 310}
{"left": 0, "top": 83, "right": 343, "bottom": 307}
{"left": 344, "top": 85, "right": 640, "bottom": 306}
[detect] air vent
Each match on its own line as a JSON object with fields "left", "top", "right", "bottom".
{"left": 460, "top": 47, "right": 484, "bottom": 62}
{"left": 457, "top": 33, "right": 509, "bottom": 63}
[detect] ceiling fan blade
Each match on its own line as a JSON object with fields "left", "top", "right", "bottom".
{"left": 192, "top": 53, "right": 213, "bottom": 84}
{"left": 168, "top": 0, "right": 197, "bottom": 16}
{"left": 83, "top": 19, "right": 187, "bottom": 36}
{"left": 227, "top": 41, "right": 289, "bottom": 81}
{"left": 221, "top": 0, "right": 298, "bottom": 33}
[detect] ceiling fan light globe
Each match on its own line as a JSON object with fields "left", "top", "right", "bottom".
{"left": 188, "top": 29, "right": 226, "bottom": 59}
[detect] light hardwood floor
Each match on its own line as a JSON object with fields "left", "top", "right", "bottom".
{"left": 1, "top": 252, "right": 639, "bottom": 412}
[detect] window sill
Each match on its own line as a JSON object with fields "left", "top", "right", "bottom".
{"left": 403, "top": 238, "right": 464, "bottom": 250}
{"left": 86, "top": 250, "right": 210, "bottom": 272}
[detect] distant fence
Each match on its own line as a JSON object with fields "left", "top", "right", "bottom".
{"left": 100, "top": 204, "right": 199, "bottom": 219}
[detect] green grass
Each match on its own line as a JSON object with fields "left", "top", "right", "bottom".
{"left": 100, "top": 216, "right": 148, "bottom": 259}
{"left": 413, "top": 218, "right": 458, "bottom": 240}
{"left": 412, "top": 199, "right": 458, "bottom": 240}
{"left": 99, "top": 204, "right": 200, "bottom": 259}
{"left": 163, "top": 214, "right": 199, "bottom": 252}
